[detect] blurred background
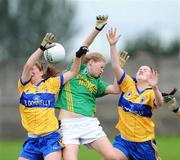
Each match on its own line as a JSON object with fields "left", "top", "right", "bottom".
{"left": 0, "top": 0, "right": 180, "bottom": 159}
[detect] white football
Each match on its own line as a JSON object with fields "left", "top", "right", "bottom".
{"left": 44, "top": 43, "right": 65, "bottom": 63}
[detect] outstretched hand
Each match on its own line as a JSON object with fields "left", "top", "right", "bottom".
{"left": 167, "top": 96, "right": 179, "bottom": 112}
{"left": 119, "top": 51, "right": 129, "bottom": 68}
{"left": 106, "top": 28, "right": 121, "bottom": 46}
{"left": 148, "top": 69, "right": 159, "bottom": 88}
{"left": 40, "top": 33, "right": 55, "bottom": 51}
{"left": 95, "top": 15, "right": 108, "bottom": 31}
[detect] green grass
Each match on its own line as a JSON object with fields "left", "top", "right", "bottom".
{"left": 0, "top": 136, "right": 180, "bottom": 160}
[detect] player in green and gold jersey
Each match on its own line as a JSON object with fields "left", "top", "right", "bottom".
{"left": 55, "top": 16, "right": 121, "bottom": 160}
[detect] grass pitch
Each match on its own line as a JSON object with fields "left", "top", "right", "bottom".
{"left": 0, "top": 136, "right": 179, "bottom": 160}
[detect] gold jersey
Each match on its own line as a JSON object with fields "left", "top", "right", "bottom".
{"left": 18, "top": 76, "right": 63, "bottom": 135}
{"left": 116, "top": 73, "right": 156, "bottom": 142}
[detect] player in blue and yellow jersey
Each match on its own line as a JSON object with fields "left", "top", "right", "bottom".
{"left": 107, "top": 28, "right": 164, "bottom": 160}
{"left": 55, "top": 16, "right": 122, "bottom": 160}
{"left": 18, "top": 33, "right": 86, "bottom": 160}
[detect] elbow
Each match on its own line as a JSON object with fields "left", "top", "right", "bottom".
{"left": 158, "top": 102, "right": 164, "bottom": 108}
{"left": 111, "top": 64, "right": 119, "bottom": 71}
{"left": 70, "top": 69, "right": 79, "bottom": 77}
{"left": 23, "top": 62, "right": 32, "bottom": 71}
{"left": 155, "top": 99, "right": 164, "bottom": 108}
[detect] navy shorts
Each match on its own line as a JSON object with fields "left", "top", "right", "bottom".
{"left": 113, "top": 135, "right": 160, "bottom": 160}
{"left": 19, "top": 131, "right": 64, "bottom": 160}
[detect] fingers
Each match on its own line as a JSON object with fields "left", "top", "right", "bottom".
{"left": 47, "top": 43, "right": 56, "bottom": 49}
{"left": 162, "top": 88, "right": 177, "bottom": 97}
{"left": 120, "top": 51, "right": 130, "bottom": 61}
{"left": 107, "top": 28, "right": 121, "bottom": 38}
{"left": 164, "top": 95, "right": 174, "bottom": 103}
{"left": 151, "top": 68, "right": 159, "bottom": 78}
{"left": 96, "top": 15, "right": 108, "bottom": 21}
{"left": 95, "top": 15, "right": 108, "bottom": 31}
{"left": 45, "top": 33, "right": 55, "bottom": 43}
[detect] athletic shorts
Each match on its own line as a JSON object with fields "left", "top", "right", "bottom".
{"left": 113, "top": 135, "right": 160, "bottom": 160}
{"left": 19, "top": 131, "right": 64, "bottom": 160}
{"left": 60, "top": 117, "right": 106, "bottom": 145}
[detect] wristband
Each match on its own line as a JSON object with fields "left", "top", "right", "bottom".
{"left": 40, "top": 45, "right": 46, "bottom": 51}
{"left": 76, "top": 46, "right": 88, "bottom": 58}
{"left": 173, "top": 108, "right": 179, "bottom": 113}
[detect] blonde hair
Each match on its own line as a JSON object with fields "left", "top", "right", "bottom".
{"left": 83, "top": 52, "right": 106, "bottom": 63}
{"left": 35, "top": 61, "right": 59, "bottom": 80}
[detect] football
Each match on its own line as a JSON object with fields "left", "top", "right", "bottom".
{"left": 44, "top": 43, "right": 65, "bottom": 63}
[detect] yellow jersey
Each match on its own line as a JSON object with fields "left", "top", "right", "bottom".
{"left": 116, "top": 73, "right": 156, "bottom": 142}
{"left": 18, "top": 76, "right": 63, "bottom": 135}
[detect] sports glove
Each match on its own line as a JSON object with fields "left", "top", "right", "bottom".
{"left": 119, "top": 51, "right": 129, "bottom": 68}
{"left": 95, "top": 15, "right": 108, "bottom": 31}
{"left": 76, "top": 46, "right": 89, "bottom": 58}
{"left": 166, "top": 96, "right": 179, "bottom": 113}
{"left": 40, "top": 33, "right": 55, "bottom": 51}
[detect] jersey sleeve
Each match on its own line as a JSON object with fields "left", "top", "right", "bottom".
{"left": 48, "top": 75, "right": 64, "bottom": 94}
{"left": 118, "top": 73, "right": 135, "bottom": 93}
{"left": 17, "top": 78, "right": 31, "bottom": 95}
{"left": 96, "top": 78, "right": 110, "bottom": 98}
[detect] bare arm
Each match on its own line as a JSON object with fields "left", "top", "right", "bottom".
{"left": 63, "top": 15, "right": 108, "bottom": 84}
{"left": 153, "top": 86, "right": 164, "bottom": 108}
{"left": 21, "top": 49, "right": 43, "bottom": 83}
{"left": 63, "top": 56, "right": 82, "bottom": 84}
{"left": 81, "top": 29, "right": 101, "bottom": 61}
{"left": 176, "top": 108, "right": 180, "bottom": 117}
{"left": 105, "top": 77, "right": 120, "bottom": 94}
{"left": 81, "top": 15, "right": 108, "bottom": 61}
{"left": 149, "top": 69, "right": 164, "bottom": 108}
{"left": 107, "top": 28, "right": 124, "bottom": 82}
{"left": 21, "top": 33, "right": 55, "bottom": 83}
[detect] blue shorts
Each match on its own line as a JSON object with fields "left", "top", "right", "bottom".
{"left": 113, "top": 135, "right": 159, "bottom": 160}
{"left": 19, "top": 131, "right": 64, "bottom": 160}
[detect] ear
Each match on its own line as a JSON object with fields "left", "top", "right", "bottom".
{"left": 88, "top": 59, "right": 94, "bottom": 65}
{"left": 40, "top": 70, "right": 44, "bottom": 77}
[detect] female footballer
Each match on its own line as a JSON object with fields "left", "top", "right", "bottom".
{"left": 107, "top": 28, "right": 164, "bottom": 160}
{"left": 55, "top": 16, "right": 122, "bottom": 160}
{"left": 18, "top": 33, "right": 86, "bottom": 160}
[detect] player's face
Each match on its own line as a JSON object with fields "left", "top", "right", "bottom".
{"left": 89, "top": 60, "right": 105, "bottom": 78}
{"left": 136, "top": 65, "right": 152, "bottom": 81}
{"left": 31, "top": 65, "right": 43, "bottom": 83}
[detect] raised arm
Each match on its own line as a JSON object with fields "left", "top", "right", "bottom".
{"left": 62, "top": 54, "right": 83, "bottom": 84}
{"left": 148, "top": 69, "right": 164, "bottom": 108}
{"left": 63, "top": 15, "right": 108, "bottom": 84}
{"left": 21, "top": 33, "right": 55, "bottom": 83}
{"left": 105, "top": 51, "right": 130, "bottom": 94}
{"left": 82, "top": 15, "right": 108, "bottom": 47}
{"left": 106, "top": 28, "right": 124, "bottom": 82}
{"left": 105, "top": 77, "right": 120, "bottom": 94}
{"left": 80, "top": 15, "right": 108, "bottom": 61}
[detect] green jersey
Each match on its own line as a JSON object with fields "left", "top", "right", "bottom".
{"left": 55, "top": 62, "right": 109, "bottom": 117}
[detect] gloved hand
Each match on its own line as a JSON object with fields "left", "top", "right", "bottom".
{"left": 76, "top": 46, "right": 89, "bottom": 58}
{"left": 166, "top": 96, "right": 179, "bottom": 113}
{"left": 119, "top": 51, "right": 129, "bottom": 68}
{"left": 40, "top": 33, "right": 55, "bottom": 51}
{"left": 95, "top": 15, "right": 108, "bottom": 31}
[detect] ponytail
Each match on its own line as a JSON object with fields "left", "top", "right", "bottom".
{"left": 43, "top": 65, "right": 59, "bottom": 80}
{"left": 35, "top": 61, "right": 59, "bottom": 80}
